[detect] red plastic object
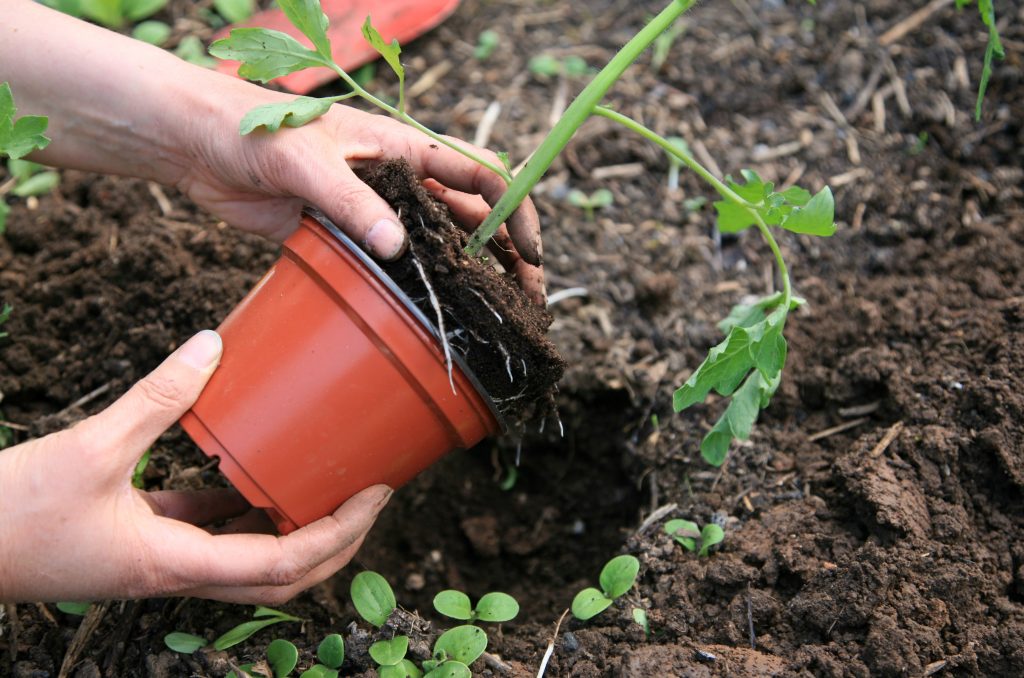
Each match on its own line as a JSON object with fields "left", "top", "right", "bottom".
{"left": 213, "top": 0, "right": 462, "bottom": 94}
{"left": 179, "top": 210, "right": 500, "bottom": 534}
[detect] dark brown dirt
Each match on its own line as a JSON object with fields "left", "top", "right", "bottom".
{"left": 3, "top": 0, "right": 1024, "bottom": 676}
{"left": 367, "top": 160, "right": 564, "bottom": 425}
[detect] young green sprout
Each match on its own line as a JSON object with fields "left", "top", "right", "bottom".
{"left": 528, "top": 54, "right": 589, "bottom": 79}
{"left": 474, "top": 29, "right": 500, "bottom": 61}
{"left": 370, "top": 636, "right": 421, "bottom": 678}
{"left": 301, "top": 633, "right": 345, "bottom": 678}
{"left": 1, "top": 82, "right": 51, "bottom": 233}
{"left": 421, "top": 625, "right": 488, "bottom": 677}
{"left": 664, "top": 136, "right": 689, "bottom": 190}
{"left": 433, "top": 590, "right": 519, "bottom": 624}
{"left": 632, "top": 607, "right": 650, "bottom": 637}
{"left": 955, "top": 0, "right": 1004, "bottom": 120}
{"left": 350, "top": 570, "right": 397, "bottom": 627}
{"left": 571, "top": 554, "right": 640, "bottom": 621}
{"left": 214, "top": 0, "right": 256, "bottom": 25}
{"left": 57, "top": 0, "right": 168, "bottom": 30}
{"left": 664, "top": 519, "right": 725, "bottom": 557}
{"left": 567, "top": 188, "right": 614, "bottom": 222}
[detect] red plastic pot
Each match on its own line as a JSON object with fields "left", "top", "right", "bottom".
{"left": 179, "top": 210, "right": 501, "bottom": 533}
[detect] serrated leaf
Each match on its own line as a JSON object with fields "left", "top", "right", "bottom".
{"left": 475, "top": 592, "right": 519, "bottom": 623}
{"left": 370, "top": 636, "right": 409, "bottom": 666}
{"left": 699, "top": 370, "right": 780, "bottom": 466}
{"left": 776, "top": 185, "right": 812, "bottom": 206}
{"left": 214, "top": 0, "right": 254, "bottom": 24}
{"left": 571, "top": 587, "right": 613, "bottom": 621}
{"left": 12, "top": 170, "right": 59, "bottom": 197}
{"left": 316, "top": 634, "right": 345, "bottom": 669}
{"left": 673, "top": 322, "right": 763, "bottom": 411}
{"left": 267, "top": 639, "right": 298, "bottom": 677}
{"left": 362, "top": 17, "right": 405, "bottom": 111}
{"left": 432, "top": 590, "right": 473, "bottom": 621}
{"left": 210, "top": 28, "right": 324, "bottom": 83}
{"left": 664, "top": 519, "right": 699, "bottom": 551}
{"left": 1, "top": 84, "right": 51, "bottom": 161}
{"left": 781, "top": 186, "right": 835, "bottom": 236}
{"left": 239, "top": 97, "right": 336, "bottom": 135}
{"left": 433, "top": 626, "right": 486, "bottom": 666}
{"left": 279, "top": 0, "right": 332, "bottom": 58}
{"left": 163, "top": 632, "right": 206, "bottom": 654}
{"left": 699, "top": 524, "right": 725, "bottom": 557}
{"left": 713, "top": 198, "right": 755, "bottom": 233}
{"left": 125, "top": 0, "right": 167, "bottom": 22}
{"left": 599, "top": 555, "right": 639, "bottom": 598}
{"left": 350, "top": 571, "right": 396, "bottom": 627}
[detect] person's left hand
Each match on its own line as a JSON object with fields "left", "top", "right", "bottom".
{"left": 176, "top": 94, "right": 545, "bottom": 304}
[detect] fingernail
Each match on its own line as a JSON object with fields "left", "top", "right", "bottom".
{"left": 365, "top": 219, "right": 406, "bottom": 260}
{"left": 373, "top": 485, "right": 394, "bottom": 511}
{"left": 178, "top": 330, "right": 223, "bottom": 370}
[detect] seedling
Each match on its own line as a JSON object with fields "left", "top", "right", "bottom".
{"left": 421, "top": 625, "right": 487, "bottom": 677}
{"left": 213, "top": 0, "right": 837, "bottom": 466}
{"left": 956, "top": 0, "right": 1004, "bottom": 120}
{"left": 632, "top": 607, "right": 650, "bottom": 637}
{"left": 214, "top": 606, "right": 302, "bottom": 651}
{"left": 571, "top": 554, "right": 640, "bottom": 621}
{"left": 527, "top": 54, "right": 589, "bottom": 79}
{"left": 567, "top": 188, "right": 613, "bottom": 222}
{"left": 75, "top": 0, "right": 168, "bottom": 29}
{"left": 267, "top": 638, "right": 300, "bottom": 677}
{"left": 432, "top": 590, "right": 519, "bottom": 624}
{"left": 664, "top": 136, "right": 689, "bottom": 190}
{"left": 664, "top": 519, "right": 725, "bottom": 557}
{"left": 474, "top": 30, "right": 500, "bottom": 61}
{"left": 131, "top": 449, "right": 151, "bottom": 488}
{"left": 164, "top": 631, "right": 206, "bottom": 654}
{"left": 176, "top": 36, "right": 218, "bottom": 69}
{"left": 350, "top": 570, "right": 397, "bottom": 627}
{"left": 56, "top": 601, "right": 91, "bottom": 616}
{"left": 132, "top": 20, "right": 171, "bottom": 46}
{"left": 215, "top": 0, "right": 255, "bottom": 24}
{"left": 370, "top": 636, "right": 422, "bottom": 678}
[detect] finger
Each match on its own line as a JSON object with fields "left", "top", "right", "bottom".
{"left": 209, "top": 508, "right": 278, "bottom": 535}
{"left": 141, "top": 488, "right": 250, "bottom": 526}
{"left": 183, "top": 531, "right": 368, "bottom": 605}
{"left": 162, "top": 485, "right": 392, "bottom": 590}
{"left": 74, "top": 331, "right": 223, "bottom": 471}
{"left": 294, "top": 159, "right": 407, "bottom": 261}
{"left": 373, "top": 126, "right": 542, "bottom": 266}
{"left": 423, "top": 180, "right": 546, "bottom": 305}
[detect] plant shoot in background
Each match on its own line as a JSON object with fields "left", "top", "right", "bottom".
{"left": 567, "top": 188, "right": 613, "bottom": 222}
{"left": 664, "top": 518, "right": 725, "bottom": 556}
{"left": 956, "top": 0, "right": 1004, "bottom": 120}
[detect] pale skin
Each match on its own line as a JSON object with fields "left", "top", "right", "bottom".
{"left": 0, "top": 1, "right": 543, "bottom": 604}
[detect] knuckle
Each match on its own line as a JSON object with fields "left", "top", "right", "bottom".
{"left": 136, "top": 375, "right": 189, "bottom": 411}
{"left": 266, "top": 556, "right": 310, "bottom": 587}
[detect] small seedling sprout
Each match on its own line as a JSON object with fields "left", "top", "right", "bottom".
{"left": 571, "top": 554, "right": 640, "bottom": 621}
{"left": 632, "top": 607, "right": 650, "bottom": 637}
{"left": 350, "top": 570, "right": 397, "bottom": 627}
{"left": 433, "top": 590, "right": 519, "bottom": 624}
{"left": 474, "top": 30, "right": 500, "bottom": 61}
{"left": 214, "top": 0, "right": 255, "bottom": 24}
{"left": 955, "top": 0, "right": 1004, "bottom": 120}
{"left": 567, "top": 188, "right": 614, "bottom": 222}
{"left": 370, "top": 636, "right": 423, "bottom": 678}
{"left": 164, "top": 631, "right": 207, "bottom": 654}
{"left": 664, "top": 519, "right": 725, "bottom": 557}
{"left": 421, "top": 625, "right": 487, "bottom": 677}
{"left": 213, "top": 606, "right": 302, "bottom": 651}
{"left": 70, "top": 0, "right": 168, "bottom": 30}
{"left": 316, "top": 633, "right": 345, "bottom": 671}
{"left": 132, "top": 20, "right": 172, "bottom": 46}
{"left": 267, "top": 638, "right": 300, "bottom": 677}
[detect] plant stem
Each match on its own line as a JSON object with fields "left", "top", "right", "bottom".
{"left": 322, "top": 63, "right": 513, "bottom": 183}
{"left": 465, "top": 0, "right": 698, "bottom": 256}
{"left": 593, "top": 105, "right": 792, "bottom": 307}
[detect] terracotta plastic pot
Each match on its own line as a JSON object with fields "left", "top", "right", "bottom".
{"left": 179, "top": 209, "right": 501, "bottom": 534}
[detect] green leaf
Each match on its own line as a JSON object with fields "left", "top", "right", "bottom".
{"left": 209, "top": 28, "right": 324, "bottom": 83}
{"left": 433, "top": 590, "right": 473, "bottom": 621}
{"left": 253, "top": 606, "right": 300, "bottom": 620}
{"left": 370, "top": 636, "right": 409, "bottom": 666}
{"left": 699, "top": 524, "right": 725, "bottom": 557}
{"left": 132, "top": 20, "right": 172, "bottom": 46}
{"left": 699, "top": 370, "right": 780, "bottom": 466}
{"left": 571, "top": 588, "right": 613, "bottom": 621}
{"left": 176, "top": 35, "right": 217, "bottom": 69}
{"left": 214, "top": 0, "right": 255, "bottom": 23}
{"left": 0, "top": 83, "right": 51, "bottom": 161}
{"left": 563, "top": 56, "right": 588, "bottom": 77}
{"left": 163, "top": 631, "right": 206, "bottom": 654}
{"left": 8, "top": 159, "right": 40, "bottom": 182}
{"left": 433, "top": 625, "right": 487, "bottom": 666}
{"left": 664, "top": 519, "right": 699, "bottom": 551}
{"left": 56, "top": 601, "right": 91, "bottom": 616}
{"left": 350, "top": 571, "right": 396, "bottom": 627}
{"left": 316, "top": 633, "right": 345, "bottom": 669}
{"left": 632, "top": 607, "right": 650, "bottom": 635}
{"left": 973, "top": 0, "right": 1004, "bottom": 120}
{"left": 474, "top": 592, "right": 519, "bottom": 623}
{"left": 590, "top": 188, "right": 614, "bottom": 208}
{"left": 672, "top": 323, "right": 762, "bottom": 411}
{"left": 227, "top": 663, "right": 262, "bottom": 678}
{"left": 713, "top": 199, "right": 755, "bottom": 233}
{"left": 780, "top": 186, "right": 835, "bottom": 236}
{"left": 567, "top": 189, "right": 588, "bottom": 207}
{"left": 776, "top": 185, "right": 812, "bottom": 206}
{"left": 12, "top": 170, "right": 59, "bottom": 197}
{"left": 131, "top": 449, "right": 151, "bottom": 489}
{"left": 278, "top": 0, "right": 332, "bottom": 58}
{"left": 474, "top": 30, "right": 499, "bottom": 60}
{"left": 599, "top": 555, "right": 640, "bottom": 598}
{"left": 361, "top": 17, "right": 405, "bottom": 112}
{"left": 423, "top": 662, "right": 470, "bottom": 678}
{"left": 80, "top": 0, "right": 123, "bottom": 27}
{"left": 239, "top": 97, "right": 339, "bottom": 135}
{"left": 214, "top": 611, "right": 299, "bottom": 651}
{"left": 299, "top": 666, "right": 338, "bottom": 678}
{"left": 267, "top": 639, "right": 299, "bottom": 677}
{"left": 527, "top": 55, "right": 561, "bottom": 77}
{"left": 125, "top": 0, "right": 167, "bottom": 22}
{"left": 41, "top": 0, "right": 84, "bottom": 17}
{"left": 0, "top": 200, "right": 8, "bottom": 236}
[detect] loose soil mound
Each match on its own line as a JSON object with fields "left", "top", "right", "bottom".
{"left": 2, "top": 0, "right": 1023, "bottom": 676}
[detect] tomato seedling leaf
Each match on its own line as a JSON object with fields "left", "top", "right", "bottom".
{"left": 12, "top": 170, "right": 59, "bottom": 197}
{"left": 214, "top": 0, "right": 255, "bottom": 24}
{"left": 125, "top": 0, "right": 167, "bottom": 22}
{"left": 362, "top": 17, "right": 405, "bottom": 112}
{"left": 780, "top": 186, "right": 835, "bottom": 236}
{"left": 0, "top": 83, "right": 51, "bottom": 161}
{"left": 239, "top": 97, "right": 342, "bottom": 135}
{"left": 279, "top": 0, "right": 332, "bottom": 58}
{"left": 210, "top": 28, "right": 324, "bottom": 83}
{"left": 132, "top": 20, "right": 171, "bottom": 46}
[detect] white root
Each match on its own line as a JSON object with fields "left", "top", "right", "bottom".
{"left": 468, "top": 287, "right": 503, "bottom": 324}
{"left": 537, "top": 609, "right": 570, "bottom": 678}
{"left": 546, "top": 286, "right": 589, "bottom": 307}
{"left": 410, "top": 245, "right": 456, "bottom": 395}
{"left": 496, "top": 342, "right": 514, "bottom": 382}
{"left": 520, "top": 358, "right": 528, "bottom": 376}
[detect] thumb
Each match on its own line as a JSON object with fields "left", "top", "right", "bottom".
{"left": 75, "top": 331, "right": 223, "bottom": 468}
{"left": 304, "top": 163, "right": 408, "bottom": 261}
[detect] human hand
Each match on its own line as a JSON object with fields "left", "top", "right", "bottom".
{"left": 176, "top": 92, "right": 545, "bottom": 304}
{"left": 0, "top": 331, "right": 392, "bottom": 605}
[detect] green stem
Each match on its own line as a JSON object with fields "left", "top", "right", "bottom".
{"left": 593, "top": 105, "right": 791, "bottom": 307}
{"left": 464, "top": 0, "right": 697, "bottom": 256}
{"left": 323, "top": 63, "right": 513, "bottom": 184}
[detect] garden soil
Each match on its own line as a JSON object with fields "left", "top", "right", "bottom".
{"left": 2, "top": 0, "right": 1023, "bottom": 676}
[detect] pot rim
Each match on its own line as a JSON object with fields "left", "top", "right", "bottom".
{"left": 302, "top": 207, "right": 508, "bottom": 434}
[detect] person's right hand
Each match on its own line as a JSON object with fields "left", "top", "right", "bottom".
{"left": 0, "top": 330, "right": 392, "bottom": 605}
